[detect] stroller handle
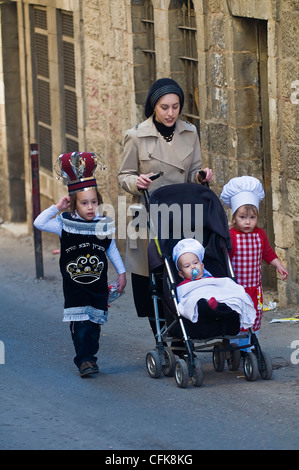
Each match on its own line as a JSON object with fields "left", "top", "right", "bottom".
{"left": 148, "top": 172, "right": 163, "bottom": 181}
{"left": 143, "top": 172, "right": 162, "bottom": 211}
{"left": 197, "top": 170, "right": 209, "bottom": 187}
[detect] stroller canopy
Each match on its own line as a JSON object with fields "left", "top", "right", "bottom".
{"left": 148, "top": 183, "right": 232, "bottom": 278}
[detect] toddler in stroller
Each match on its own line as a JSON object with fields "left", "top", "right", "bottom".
{"left": 145, "top": 183, "right": 273, "bottom": 387}
{"left": 173, "top": 238, "right": 256, "bottom": 339}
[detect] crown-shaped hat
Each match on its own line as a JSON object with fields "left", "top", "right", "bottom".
{"left": 55, "top": 152, "right": 104, "bottom": 194}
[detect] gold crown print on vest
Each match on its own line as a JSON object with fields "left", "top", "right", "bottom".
{"left": 66, "top": 254, "right": 104, "bottom": 284}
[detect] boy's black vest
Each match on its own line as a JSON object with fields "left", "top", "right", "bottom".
{"left": 59, "top": 212, "right": 113, "bottom": 313}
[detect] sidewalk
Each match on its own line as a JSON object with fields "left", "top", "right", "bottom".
{"left": 1, "top": 225, "right": 299, "bottom": 450}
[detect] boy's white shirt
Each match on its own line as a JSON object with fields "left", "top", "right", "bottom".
{"left": 176, "top": 277, "right": 256, "bottom": 330}
{"left": 34, "top": 204, "right": 125, "bottom": 275}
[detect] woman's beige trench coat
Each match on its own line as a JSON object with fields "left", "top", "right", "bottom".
{"left": 118, "top": 116, "right": 203, "bottom": 277}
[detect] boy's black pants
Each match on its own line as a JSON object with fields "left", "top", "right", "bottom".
{"left": 70, "top": 320, "right": 101, "bottom": 368}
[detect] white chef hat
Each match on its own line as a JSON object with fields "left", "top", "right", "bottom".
{"left": 220, "top": 176, "right": 265, "bottom": 214}
{"left": 172, "top": 238, "right": 205, "bottom": 269}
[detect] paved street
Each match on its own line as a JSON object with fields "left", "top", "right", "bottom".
{"left": 0, "top": 226, "right": 298, "bottom": 452}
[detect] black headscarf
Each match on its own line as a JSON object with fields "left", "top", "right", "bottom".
{"left": 144, "top": 78, "right": 184, "bottom": 118}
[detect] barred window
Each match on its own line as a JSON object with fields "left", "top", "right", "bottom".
{"left": 58, "top": 11, "right": 78, "bottom": 153}
{"left": 131, "top": 0, "right": 156, "bottom": 112}
{"left": 32, "top": 6, "right": 53, "bottom": 171}
{"left": 141, "top": 0, "right": 156, "bottom": 92}
{"left": 169, "top": 0, "right": 200, "bottom": 133}
{"left": 178, "top": 0, "right": 199, "bottom": 132}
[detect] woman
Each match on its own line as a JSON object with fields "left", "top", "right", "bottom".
{"left": 118, "top": 78, "right": 213, "bottom": 334}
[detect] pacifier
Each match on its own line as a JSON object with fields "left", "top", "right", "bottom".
{"left": 191, "top": 268, "right": 199, "bottom": 281}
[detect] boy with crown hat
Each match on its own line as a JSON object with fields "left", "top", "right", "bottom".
{"left": 34, "top": 152, "right": 126, "bottom": 377}
{"left": 220, "top": 176, "right": 288, "bottom": 347}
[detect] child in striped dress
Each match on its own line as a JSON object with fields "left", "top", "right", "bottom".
{"left": 220, "top": 176, "right": 288, "bottom": 344}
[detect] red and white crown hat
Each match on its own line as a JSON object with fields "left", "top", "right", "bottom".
{"left": 55, "top": 152, "right": 106, "bottom": 194}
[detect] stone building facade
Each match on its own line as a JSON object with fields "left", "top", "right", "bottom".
{"left": 0, "top": 0, "right": 298, "bottom": 306}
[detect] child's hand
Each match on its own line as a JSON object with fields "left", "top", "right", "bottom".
{"left": 55, "top": 196, "right": 70, "bottom": 211}
{"left": 278, "top": 266, "right": 289, "bottom": 281}
{"left": 117, "top": 272, "right": 126, "bottom": 292}
{"left": 271, "top": 259, "right": 289, "bottom": 281}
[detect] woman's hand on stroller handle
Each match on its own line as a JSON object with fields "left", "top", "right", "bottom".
{"left": 197, "top": 168, "right": 214, "bottom": 185}
{"left": 148, "top": 172, "right": 163, "bottom": 181}
{"left": 137, "top": 172, "right": 162, "bottom": 189}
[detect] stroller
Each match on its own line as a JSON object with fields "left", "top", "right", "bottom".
{"left": 144, "top": 182, "right": 273, "bottom": 388}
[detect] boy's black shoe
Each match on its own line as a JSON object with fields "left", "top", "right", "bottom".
{"left": 79, "top": 361, "right": 99, "bottom": 377}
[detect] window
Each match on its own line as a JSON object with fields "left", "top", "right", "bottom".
{"left": 141, "top": 0, "right": 156, "bottom": 91}
{"left": 178, "top": 0, "right": 199, "bottom": 131}
{"left": 169, "top": 0, "right": 199, "bottom": 133}
{"left": 32, "top": 6, "right": 52, "bottom": 171}
{"left": 131, "top": 0, "right": 156, "bottom": 112}
{"left": 58, "top": 11, "right": 78, "bottom": 153}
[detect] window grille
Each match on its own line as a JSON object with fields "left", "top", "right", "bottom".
{"left": 37, "top": 79, "right": 51, "bottom": 125}
{"left": 178, "top": 0, "right": 200, "bottom": 133}
{"left": 35, "top": 33, "right": 49, "bottom": 77}
{"left": 141, "top": 0, "right": 156, "bottom": 90}
{"left": 59, "top": 11, "right": 79, "bottom": 153}
{"left": 38, "top": 126, "right": 52, "bottom": 169}
{"left": 61, "top": 11, "right": 74, "bottom": 38}
{"left": 34, "top": 7, "right": 47, "bottom": 30}
{"left": 32, "top": 6, "right": 53, "bottom": 171}
{"left": 64, "top": 89, "right": 78, "bottom": 138}
{"left": 66, "top": 137, "right": 79, "bottom": 153}
{"left": 131, "top": 0, "right": 156, "bottom": 107}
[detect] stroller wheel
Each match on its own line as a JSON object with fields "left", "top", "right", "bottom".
{"left": 175, "top": 359, "right": 189, "bottom": 388}
{"left": 212, "top": 342, "right": 225, "bottom": 372}
{"left": 227, "top": 342, "right": 241, "bottom": 371}
{"left": 162, "top": 347, "right": 176, "bottom": 377}
{"left": 259, "top": 351, "right": 273, "bottom": 380}
{"left": 191, "top": 358, "right": 204, "bottom": 387}
{"left": 243, "top": 352, "right": 259, "bottom": 381}
{"left": 146, "top": 350, "right": 162, "bottom": 378}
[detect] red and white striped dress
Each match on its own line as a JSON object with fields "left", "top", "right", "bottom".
{"left": 229, "top": 227, "right": 277, "bottom": 331}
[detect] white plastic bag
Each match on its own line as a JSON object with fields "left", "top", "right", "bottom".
{"left": 108, "top": 281, "right": 125, "bottom": 304}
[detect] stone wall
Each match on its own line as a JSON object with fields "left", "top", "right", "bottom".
{"left": 278, "top": 0, "right": 299, "bottom": 304}
{"left": 181, "top": 0, "right": 299, "bottom": 306}
{"left": 80, "top": 0, "right": 134, "bottom": 210}
{"left": 0, "top": 2, "right": 25, "bottom": 222}
{"left": 0, "top": 0, "right": 298, "bottom": 306}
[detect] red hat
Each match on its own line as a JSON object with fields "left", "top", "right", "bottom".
{"left": 55, "top": 152, "right": 99, "bottom": 194}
